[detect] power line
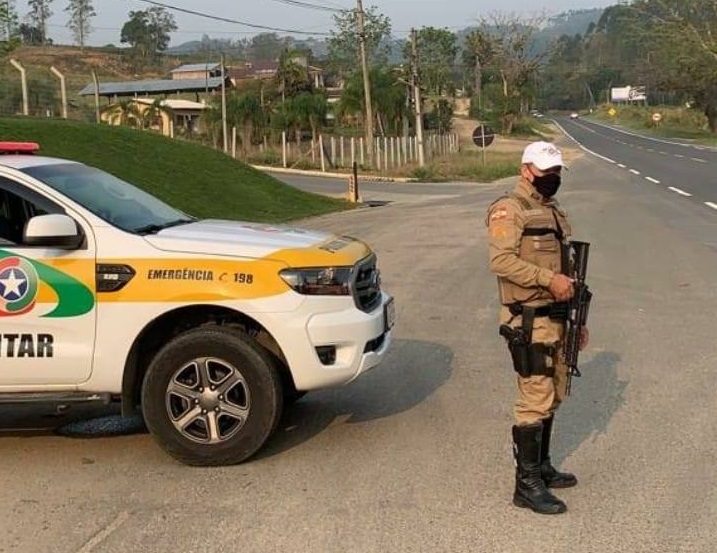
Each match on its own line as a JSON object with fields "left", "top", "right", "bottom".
{"left": 45, "top": 23, "right": 303, "bottom": 37}
{"left": 264, "top": 0, "right": 348, "bottom": 14}
{"left": 132, "top": 0, "right": 333, "bottom": 36}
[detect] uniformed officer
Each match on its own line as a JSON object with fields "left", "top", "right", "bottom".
{"left": 485, "top": 141, "right": 589, "bottom": 515}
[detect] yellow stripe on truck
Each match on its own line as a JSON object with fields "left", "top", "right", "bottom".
{"left": 30, "top": 236, "right": 372, "bottom": 304}
{"left": 98, "top": 257, "right": 289, "bottom": 303}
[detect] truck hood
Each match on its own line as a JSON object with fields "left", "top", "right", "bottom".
{"left": 143, "top": 219, "right": 372, "bottom": 266}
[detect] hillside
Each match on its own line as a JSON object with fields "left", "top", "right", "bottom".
{"left": 1, "top": 45, "right": 182, "bottom": 86}
{"left": 0, "top": 117, "right": 349, "bottom": 222}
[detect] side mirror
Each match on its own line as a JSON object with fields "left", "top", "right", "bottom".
{"left": 24, "top": 214, "right": 83, "bottom": 249}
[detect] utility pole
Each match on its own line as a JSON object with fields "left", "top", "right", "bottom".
{"left": 357, "top": 0, "right": 374, "bottom": 167}
{"left": 411, "top": 29, "right": 425, "bottom": 167}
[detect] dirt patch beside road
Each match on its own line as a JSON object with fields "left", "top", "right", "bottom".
{"left": 451, "top": 116, "right": 582, "bottom": 162}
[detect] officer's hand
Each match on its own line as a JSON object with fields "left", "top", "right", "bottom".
{"left": 579, "top": 326, "right": 589, "bottom": 351}
{"left": 548, "top": 274, "right": 575, "bottom": 302}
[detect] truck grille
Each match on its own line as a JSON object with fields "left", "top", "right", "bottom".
{"left": 353, "top": 254, "right": 382, "bottom": 313}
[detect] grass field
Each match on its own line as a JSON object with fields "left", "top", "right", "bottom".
{"left": 588, "top": 104, "right": 717, "bottom": 145}
{"left": 0, "top": 117, "right": 352, "bottom": 222}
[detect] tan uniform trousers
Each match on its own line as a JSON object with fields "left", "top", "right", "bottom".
{"left": 500, "top": 306, "right": 569, "bottom": 426}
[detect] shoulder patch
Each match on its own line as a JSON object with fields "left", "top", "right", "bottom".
{"left": 489, "top": 207, "right": 509, "bottom": 222}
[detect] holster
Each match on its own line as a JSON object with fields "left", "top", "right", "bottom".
{"left": 499, "top": 305, "right": 556, "bottom": 378}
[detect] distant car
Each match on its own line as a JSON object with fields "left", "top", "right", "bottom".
{"left": 570, "top": 113, "right": 580, "bottom": 120}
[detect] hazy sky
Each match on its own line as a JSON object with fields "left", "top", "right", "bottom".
{"left": 41, "top": 0, "right": 616, "bottom": 47}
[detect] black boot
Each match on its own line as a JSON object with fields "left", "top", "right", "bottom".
{"left": 512, "top": 422, "right": 567, "bottom": 514}
{"left": 540, "top": 415, "right": 577, "bottom": 488}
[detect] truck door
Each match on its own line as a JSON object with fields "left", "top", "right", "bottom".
{"left": 0, "top": 176, "right": 97, "bottom": 388}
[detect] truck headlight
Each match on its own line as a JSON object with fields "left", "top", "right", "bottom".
{"left": 279, "top": 267, "right": 353, "bottom": 295}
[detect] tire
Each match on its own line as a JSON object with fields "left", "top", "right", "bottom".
{"left": 141, "top": 325, "right": 283, "bottom": 466}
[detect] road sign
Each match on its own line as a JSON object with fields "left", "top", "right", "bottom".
{"left": 608, "top": 108, "right": 617, "bottom": 117}
{"left": 472, "top": 125, "right": 495, "bottom": 148}
{"left": 652, "top": 112, "right": 663, "bottom": 122}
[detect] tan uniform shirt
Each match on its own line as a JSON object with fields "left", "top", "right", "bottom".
{"left": 485, "top": 177, "right": 572, "bottom": 307}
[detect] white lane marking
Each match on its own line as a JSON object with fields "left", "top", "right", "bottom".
{"left": 551, "top": 120, "right": 616, "bottom": 164}
{"left": 706, "top": 202, "right": 717, "bottom": 210}
{"left": 669, "top": 187, "right": 692, "bottom": 197}
{"left": 691, "top": 157, "right": 707, "bottom": 163}
{"left": 646, "top": 148, "right": 655, "bottom": 152}
{"left": 581, "top": 117, "right": 709, "bottom": 150}
{"left": 629, "top": 169, "right": 641, "bottom": 175}
{"left": 617, "top": 163, "right": 626, "bottom": 168}
{"left": 646, "top": 177, "right": 661, "bottom": 184}
{"left": 674, "top": 154, "right": 685, "bottom": 158}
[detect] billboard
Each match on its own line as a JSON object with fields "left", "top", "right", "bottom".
{"left": 611, "top": 86, "right": 647, "bottom": 103}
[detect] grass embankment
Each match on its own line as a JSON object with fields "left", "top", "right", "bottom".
{"left": 587, "top": 104, "right": 717, "bottom": 145}
{"left": 410, "top": 150, "right": 521, "bottom": 182}
{"left": 0, "top": 117, "right": 351, "bottom": 222}
{"left": 386, "top": 117, "right": 555, "bottom": 183}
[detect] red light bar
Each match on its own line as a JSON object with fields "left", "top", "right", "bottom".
{"left": 0, "top": 142, "right": 40, "bottom": 155}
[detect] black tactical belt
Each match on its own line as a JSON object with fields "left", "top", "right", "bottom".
{"left": 508, "top": 302, "right": 569, "bottom": 320}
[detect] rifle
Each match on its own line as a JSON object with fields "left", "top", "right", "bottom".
{"left": 563, "top": 240, "right": 593, "bottom": 395}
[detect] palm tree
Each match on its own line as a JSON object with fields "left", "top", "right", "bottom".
{"left": 226, "top": 93, "right": 266, "bottom": 153}
{"left": 291, "top": 91, "right": 327, "bottom": 143}
{"left": 141, "top": 98, "right": 175, "bottom": 135}
{"left": 275, "top": 47, "right": 311, "bottom": 102}
{"left": 337, "top": 68, "right": 408, "bottom": 136}
{"left": 100, "top": 99, "right": 142, "bottom": 128}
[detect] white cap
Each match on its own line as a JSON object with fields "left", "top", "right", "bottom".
{"left": 521, "top": 141, "right": 566, "bottom": 170}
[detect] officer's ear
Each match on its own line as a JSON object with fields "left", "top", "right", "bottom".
{"left": 520, "top": 164, "right": 534, "bottom": 181}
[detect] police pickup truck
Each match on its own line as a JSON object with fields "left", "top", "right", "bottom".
{"left": 0, "top": 141, "right": 395, "bottom": 466}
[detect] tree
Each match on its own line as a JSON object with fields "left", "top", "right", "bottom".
{"left": 539, "top": 1, "right": 717, "bottom": 132}
{"left": 336, "top": 67, "right": 408, "bottom": 136}
{"left": 275, "top": 47, "right": 312, "bottom": 101}
{"left": 327, "top": 5, "right": 392, "bottom": 78}
{"left": 474, "top": 12, "right": 548, "bottom": 133}
{"left": 27, "top": 0, "right": 53, "bottom": 44}
{"left": 249, "top": 32, "right": 286, "bottom": 62}
{"left": 630, "top": 0, "right": 717, "bottom": 131}
{"left": 120, "top": 7, "right": 177, "bottom": 66}
{"left": 1, "top": 0, "right": 19, "bottom": 42}
{"left": 291, "top": 91, "right": 327, "bottom": 143}
{"left": 18, "top": 23, "right": 42, "bottom": 45}
{"left": 100, "top": 100, "right": 143, "bottom": 128}
{"left": 141, "top": 98, "right": 174, "bottom": 133}
{"left": 65, "top": 0, "right": 96, "bottom": 51}
{"left": 463, "top": 29, "right": 496, "bottom": 109}
{"left": 404, "top": 27, "right": 459, "bottom": 97}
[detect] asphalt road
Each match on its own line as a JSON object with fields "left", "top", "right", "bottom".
{"left": 554, "top": 116, "right": 717, "bottom": 212}
{"left": 2, "top": 129, "right": 717, "bottom": 553}
{"left": 267, "top": 171, "right": 481, "bottom": 205}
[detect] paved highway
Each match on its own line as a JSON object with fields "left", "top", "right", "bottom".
{"left": 554, "top": 116, "right": 717, "bottom": 212}
{"left": 2, "top": 130, "right": 716, "bottom": 553}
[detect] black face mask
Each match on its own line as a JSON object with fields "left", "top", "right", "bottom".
{"left": 532, "top": 173, "right": 561, "bottom": 198}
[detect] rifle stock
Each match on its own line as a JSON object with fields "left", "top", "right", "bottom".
{"left": 564, "top": 240, "right": 593, "bottom": 395}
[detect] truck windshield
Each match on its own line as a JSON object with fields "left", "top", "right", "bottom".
{"left": 21, "top": 163, "right": 195, "bottom": 234}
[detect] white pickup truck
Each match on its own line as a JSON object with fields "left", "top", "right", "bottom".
{"left": 0, "top": 141, "right": 395, "bottom": 466}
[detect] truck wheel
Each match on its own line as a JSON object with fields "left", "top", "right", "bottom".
{"left": 141, "top": 326, "right": 283, "bottom": 466}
